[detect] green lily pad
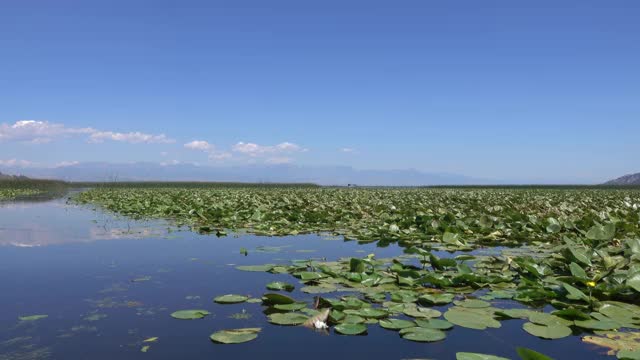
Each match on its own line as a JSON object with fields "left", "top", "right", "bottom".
{"left": 266, "top": 282, "right": 295, "bottom": 292}
{"left": 403, "top": 306, "right": 442, "bottom": 319}
{"left": 516, "top": 347, "right": 553, "bottom": 360}
{"left": 344, "top": 308, "right": 388, "bottom": 319}
{"left": 523, "top": 322, "right": 572, "bottom": 339}
{"left": 214, "top": 294, "right": 248, "bottom": 304}
{"left": 170, "top": 310, "right": 210, "bottom": 320}
{"left": 301, "top": 285, "right": 337, "bottom": 294}
{"left": 454, "top": 299, "right": 491, "bottom": 308}
{"left": 456, "top": 353, "right": 510, "bottom": 360}
{"left": 419, "top": 293, "right": 455, "bottom": 305}
{"left": 273, "top": 302, "right": 307, "bottom": 311}
{"left": 415, "top": 318, "right": 454, "bottom": 330}
{"left": 19, "top": 315, "right": 48, "bottom": 321}
{"left": 334, "top": 323, "right": 367, "bottom": 335}
{"left": 379, "top": 319, "right": 416, "bottom": 330}
{"left": 444, "top": 307, "right": 501, "bottom": 330}
{"left": 210, "top": 328, "right": 261, "bottom": 344}
{"left": 236, "top": 264, "right": 274, "bottom": 272}
{"left": 267, "top": 313, "right": 308, "bottom": 326}
{"left": 574, "top": 319, "right": 620, "bottom": 330}
{"left": 400, "top": 327, "right": 446, "bottom": 342}
{"left": 262, "top": 293, "right": 295, "bottom": 305}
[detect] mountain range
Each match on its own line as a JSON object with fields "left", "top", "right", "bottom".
{"left": 1, "top": 162, "right": 489, "bottom": 186}
{"left": 604, "top": 173, "right": 640, "bottom": 186}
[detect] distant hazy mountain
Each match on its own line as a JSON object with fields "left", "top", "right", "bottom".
{"left": 605, "top": 172, "right": 640, "bottom": 186}
{"left": 0, "top": 162, "right": 489, "bottom": 186}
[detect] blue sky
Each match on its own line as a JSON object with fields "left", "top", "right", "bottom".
{"left": 1, "top": 0, "right": 638, "bottom": 183}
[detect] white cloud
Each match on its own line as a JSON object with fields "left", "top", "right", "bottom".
{"left": 88, "top": 131, "right": 174, "bottom": 144}
{"left": 0, "top": 159, "right": 36, "bottom": 167}
{"left": 184, "top": 140, "right": 213, "bottom": 151}
{"left": 0, "top": 120, "right": 93, "bottom": 144}
{"left": 340, "top": 147, "right": 356, "bottom": 153}
{"left": 232, "top": 141, "right": 306, "bottom": 157}
{"left": 0, "top": 120, "right": 174, "bottom": 145}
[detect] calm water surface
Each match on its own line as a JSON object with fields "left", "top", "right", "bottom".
{"left": 0, "top": 195, "right": 612, "bottom": 359}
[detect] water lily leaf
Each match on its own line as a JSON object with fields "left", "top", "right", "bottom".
{"left": 334, "top": 323, "right": 367, "bottom": 335}
{"left": 456, "top": 353, "right": 510, "bottom": 360}
{"left": 444, "top": 307, "right": 501, "bottom": 330}
{"left": 454, "top": 299, "right": 491, "bottom": 308}
{"left": 528, "top": 312, "right": 572, "bottom": 326}
{"left": 343, "top": 315, "right": 366, "bottom": 324}
{"left": 400, "top": 327, "right": 446, "bottom": 342}
{"left": 344, "top": 308, "right": 388, "bottom": 319}
{"left": 516, "top": 347, "right": 553, "bottom": 360}
{"left": 419, "top": 293, "right": 455, "bottom": 305}
{"left": 349, "top": 258, "right": 366, "bottom": 273}
{"left": 569, "top": 262, "right": 588, "bottom": 280}
{"left": 262, "top": 293, "right": 295, "bottom": 305}
{"left": 19, "top": 315, "right": 48, "bottom": 321}
{"left": 403, "top": 306, "right": 441, "bottom": 319}
{"left": 586, "top": 223, "right": 616, "bottom": 241}
{"left": 236, "top": 264, "right": 274, "bottom": 272}
{"left": 379, "top": 318, "right": 416, "bottom": 330}
{"left": 267, "top": 313, "right": 308, "bottom": 326}
{"left": 523, "top": 322, "right": 572, "bottom": 339}
{"left": 266, "top": 282, "right": 295, "bottom": 292}
{"left": 170, "top": 310, "right": 210, "bottom": 320}
{"left": 210, "top": 328, "right": 261, "bottom": 344}
{"left": 574, "top": 319, "right": 620, "bottom": 330}
{"left": 214, "top": 294, "right": 248, "bottom": 304}
{"left": 415, "top": 318, "right": 454, "bottom": 330}
{"left": 294, "top": 271, "right": 326, "bottom": 281}
{"left": 301, "top": 285, "right": 337, "bottom": 294}
{"left": 568, "top": 247, "right": 592, "bottom": 266}
{"left": 618, "top": 350, "right": 640, "bottom": 359}
{"left": 274, "top": 302, "right": 307, "bottom": 311}
{"left": 627, "top": 273, "right": 640, "bottom": 293}
{"left": 552, "top": 308, "right": 591, "bottom": 321}
{"left": 561, "top": 283, "right": 589, "bottom": 302}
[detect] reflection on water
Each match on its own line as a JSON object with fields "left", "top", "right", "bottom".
{"left": 0, "top": 197, "right": 171, "bottom": 247}
{"left": 0, "top": 197, "right": 612, "bottom": 360}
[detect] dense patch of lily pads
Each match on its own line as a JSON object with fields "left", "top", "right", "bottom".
{"left": 77, "top": 186, "right": 640, "bottom": 358}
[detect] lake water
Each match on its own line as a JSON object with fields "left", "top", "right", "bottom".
{"left": 0, "top": 194, "right": 612, "bottom": 359}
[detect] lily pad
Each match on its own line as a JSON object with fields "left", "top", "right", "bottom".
{"left": 170, "top": 310, "right": 210, "bottom": 320}
{"left": 262, "top": 293, "right": 295, "bottom": 305}
{"left": 273, "top": 302, "right": 307, "bottom": 311}
{"left": 214, "top": 294, "right": 248, "bottom": 304}
{"left": 523, "top": 322, "right": 572, "bottom": 339}
{"left": 236, "top": 264, "right": 274, "bottom": 272}
{"left": 400, "top": 327, "right": 446, "bottom": 342}
{"left": 266, "top": 282, "right": 295, "bottom": 292}
{"left": 210, "top": 328, "right": 261, "bottom": 344}
{"left": 267, "top": 313, "right": 308, "bottom": 326}
{"left": 379, "top": 319, "right": 416, "bottom": 330}
{"left": 456, "top": 353, "right": 510, "bottom": 360}
{"left": 18, "top": 315, "right": 48, "bottom": 321}
{"left": 415, "top": 318, "right": 454, "bottom": 330}
{"left": 444, "top": 307, "right": 501, "bottom": 330}
{"left": 334, "top": 323, "right": 367, "bottom": 335}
